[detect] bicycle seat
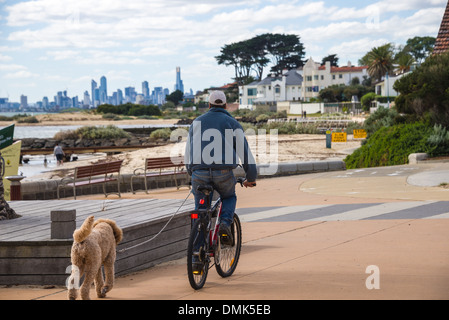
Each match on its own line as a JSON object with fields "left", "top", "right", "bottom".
{"left": 196, "top": 185, "right": 214, "bottom": 196}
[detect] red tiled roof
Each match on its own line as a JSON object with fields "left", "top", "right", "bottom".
{"left": 208, "top": 82, "right": 238, "bottom": 91}
{"left": 318, "top": 65, "right": 368, "bottom": 72}
{"left": 434, "top": 0, "right": 449, "bottom": 54}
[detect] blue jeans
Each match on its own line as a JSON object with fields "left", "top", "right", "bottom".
{"left": 191, "top": 169, "right": 236, "bottom": 227}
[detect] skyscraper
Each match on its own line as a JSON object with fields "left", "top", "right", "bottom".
{"left": 91, "top": 80, "right": 97, "bottom": 107}
{"left": 99, "top": 76, "right": 107, "bottom": 104}
{"left": 117, "top": 89, "right": 123, "bottom": 105}
{"left": 20, "top": 95, "right": 28, "bottom": 109}
{"left": 42, "top": 96, "right": 49, "bottom": 109}
{"left": 83, "top": 91, "right": 91, "bottom": 107}
{"left": 175, "top": 67, "right": 184, "bottom": 93}
{"left": 142, "top": 81, "right": 149, "bottom": 98}
{"left": 125, "top": 87, "right": 136, "bottom": 103}
{"left": 153, "top": 87, "right": 164, "bottom": 105}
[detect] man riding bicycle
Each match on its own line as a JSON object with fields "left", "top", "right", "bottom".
{"left": 185, "top": 90, "right": 257, "bottom": 245}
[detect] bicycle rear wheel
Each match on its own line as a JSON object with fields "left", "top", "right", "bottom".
{"left": 215, "top": 214, "right": 242, "bottom": 278}
{"left": 187, "top": 218, "right": 209, "bottom": 290}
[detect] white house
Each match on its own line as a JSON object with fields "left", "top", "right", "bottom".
{"left": 374, "top": 72, "right": 410, "bottom": 97}
{"left": 239, "top": 58, "right": 369, "bottom": 109}
{"left": 239, "top": 69, "right": 303, "bottom": 109}
{"left": 299, "top": 57, "right": 369, "bottom": 101}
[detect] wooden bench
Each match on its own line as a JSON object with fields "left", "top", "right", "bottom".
{"left": 130, "top": 156, "right": 186, "bottom": 194}
{"left": 57, "top": 160, "right": 124, "bottom": 200}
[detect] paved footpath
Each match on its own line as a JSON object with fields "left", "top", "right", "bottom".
{"left": 1, "top": 161, "right": 448, "bottom": 300}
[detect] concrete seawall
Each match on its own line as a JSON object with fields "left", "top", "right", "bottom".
{"left": 20, "top": 160, "right": 346, "bottom": 200}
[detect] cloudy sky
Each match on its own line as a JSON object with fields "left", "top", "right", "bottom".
{"left": 0, "top": 0, "right": 446, "bottom": 103}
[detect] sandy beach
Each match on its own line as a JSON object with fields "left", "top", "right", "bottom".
{"left": 8, "top": 112, "right": 362, "bottom": 181}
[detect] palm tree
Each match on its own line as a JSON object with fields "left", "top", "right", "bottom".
{"left": 366, "top": 44, "right": 394, "bottom": 81}
{"left": 395, "top": 53, "right": 415, "bottom": 74}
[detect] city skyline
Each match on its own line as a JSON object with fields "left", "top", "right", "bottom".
{"left": 0, "top": 0, "right": 446, "bottom": 103}
{"left": 0, "top": 67, "right": 183, "bottom": 110}
{"left": 2, "top": 65, "right": 187, "bottom": 107}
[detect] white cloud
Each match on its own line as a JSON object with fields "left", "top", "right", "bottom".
{"left": 3, "top": 70, "right": 38, "bottom": 79}
{"left": 0, "top": 53, "right": 12, "bottom": 61}
{"left": 0, "top": 63, "right": 27, "bottom": 71}
{"left": 327, "top": 37, "right": 390, "bottom": 62}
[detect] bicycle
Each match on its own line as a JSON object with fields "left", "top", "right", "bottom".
{"left": 187, "top": 177, "right": 250, "bottom": 290}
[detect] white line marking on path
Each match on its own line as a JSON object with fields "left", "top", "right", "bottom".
{"left": 306, "top": 201, "right": 438, "bottom": 221}
{"left": 239, "top": 205, "right": 330, "bottom": 222}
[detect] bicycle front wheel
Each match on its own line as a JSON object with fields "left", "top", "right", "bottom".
{"left": 215, "top": 214, "right": 242, "bottom": 278}
{"left": 187, "top": 218, "right": 209, "bottom": 290}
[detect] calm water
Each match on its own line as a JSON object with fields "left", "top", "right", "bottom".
{"left": 19, "top": 153, "right": 103, "bottom": 179}
{"left": 0, "top": 119, "right": 176, "bottom": 179}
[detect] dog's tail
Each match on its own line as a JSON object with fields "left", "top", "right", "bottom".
{"left": 73, "top": 215, "right": 95, "bottom": 243}
{"left": 93, "top": 218, "right": 123, "bottom": 244}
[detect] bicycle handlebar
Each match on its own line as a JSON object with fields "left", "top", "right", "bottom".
{"left": 236, "top": 177, "right": 256, "bottom": 187}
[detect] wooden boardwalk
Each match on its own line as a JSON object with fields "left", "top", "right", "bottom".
{"left": 0, "top": 199, "right": 195, "bottom": 285}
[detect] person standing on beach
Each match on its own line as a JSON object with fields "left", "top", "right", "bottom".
{"left": 54, "top": 143, "right": 65, "bottom": 165}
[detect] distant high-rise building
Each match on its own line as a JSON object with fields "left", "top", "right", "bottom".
{"left": 142, "top": 81, "right": 149, "bottom": 98}
{"left": 20, "top": 95, "right": 28, "bottom": 109}
{"left": 99, "top": 76, "right": 107, "bottom": 104}
{"left": 91, "top": 80, "right": 97, "bottom": 107}
{"left": 94, "top": 88, "right": 100, "bottom": 106}
{"left": 72, "top": 96, "right": 79, "bottom": 108}
{"left": 175, "top": 67, "right": 184, "bottom": 93}
{"left": 42, "top": 96, "right": 49, "bottom": 109}
{"left": 125, "top": 87, "right": 136, "bottom": 103}
{"left": 117, "top": 89, "right": 123, "bottom": 105}
{"left": 56, "top": 91, "right": 63, "bottom": 107}
{"left": 83, "top": 91, "right": 91, "bottom": 107}
{"left": 153, "top": 87, "right": 164, "bottom": 105}
{"left": 136, "top": 94, "right": 144, "bottom": 105}
{"left": 112, "top": 92, "right": 118, "bottom": 105}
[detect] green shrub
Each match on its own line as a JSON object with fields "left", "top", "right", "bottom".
{"left": 263, "top": 121, "right": 319, "bottom": 134}
{"left": 344, "top": 122, "right": 435, "bottom": 168}
{"left": 363, "top": 106, "right": 399, "bottom": 137}
{"left": 427, "top": 124, "right": 449, "bottom": 156}
{"left": 240, "top": 122, "right": 257, "bottom": 134}
{"left": 55, "top": 125, "right": 131, "bottom": 140}
{"left": 54, "top": 129, "right": 79, "bottom": 141}
{"left": 256, "top": 114, "right": 270, "bottom": 123}
{"left": 361, "top": 92, "right": 377, "bottom": 111}
{"left": 102, "top": 113, "right": 121, "bottom": 120}
{"left": 394, "top": 51, "right": 449, "bottom": 127}
{"left": 150, "top": 128, "right": 172, "bottom": 140}
{"left": 137, "top": 115, "right": 158, "bottom": 119}
{"left": 17, "top": 116, "right": 39, "bottom": 123}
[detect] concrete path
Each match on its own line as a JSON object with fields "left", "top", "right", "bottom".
{"left": 1, "top": 161, "right": 448, "bottom": 300}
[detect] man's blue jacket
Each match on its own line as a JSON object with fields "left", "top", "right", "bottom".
{"left": 184, "top": 107, "right": 257, "bottom": 182}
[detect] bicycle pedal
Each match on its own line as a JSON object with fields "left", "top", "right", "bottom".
{"left": 220, "top": 234, "right": 233, "bottom": 246}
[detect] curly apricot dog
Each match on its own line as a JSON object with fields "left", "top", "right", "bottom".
{"left": 67, "top": 215, "right": 123, "bottom": 300}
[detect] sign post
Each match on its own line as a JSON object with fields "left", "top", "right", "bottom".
{"left": 326, "top": 130, "right": 332, "bottom": 149}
